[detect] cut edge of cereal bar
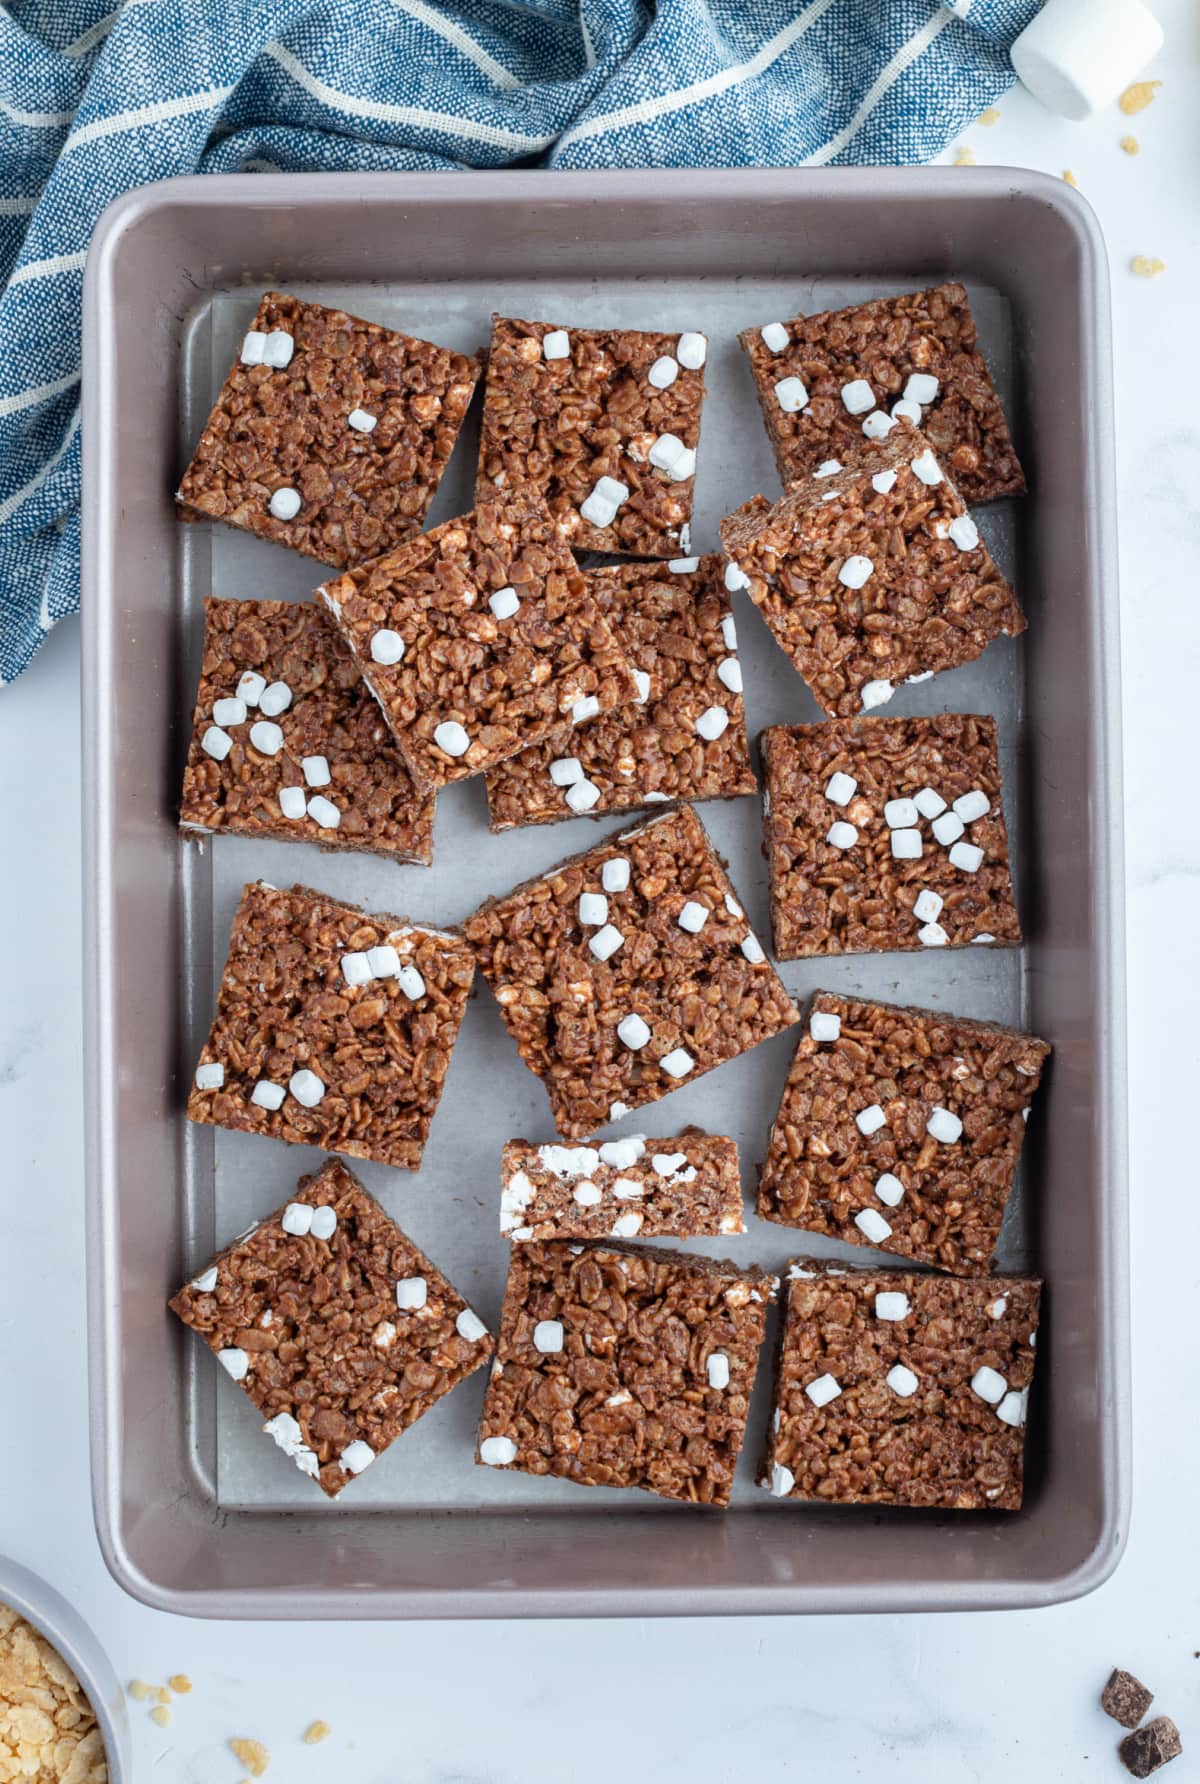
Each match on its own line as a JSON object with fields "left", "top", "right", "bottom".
{"left": 500, "top": 1128, "right": 744, "bottom": 1241}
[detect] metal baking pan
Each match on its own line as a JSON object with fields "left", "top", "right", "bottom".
{"left": 82, "top": 168, "right": 1128, "bottom": 1618}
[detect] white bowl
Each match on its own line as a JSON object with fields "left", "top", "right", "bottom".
{"left": 0, "top": 1556, "right": 129, "bottom": 1783}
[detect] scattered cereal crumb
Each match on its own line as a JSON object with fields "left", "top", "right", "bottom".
{"left": 953, "top": 145, "right": 976, "bottom": 166}
{"left": 1130, "top": 255, "right": 1166, "bottom": 278}
{"left": 128, "top": 1679, "right": 154, "bottom": 1701}
{"left": 150, "top": 1704, "right": 172, "bottom": 1729}
{"left": 168, "top": 1674, "right": 192, "bottom": 1694}
{"left": 304, "top": 1720, "right": 332, "bottom": 1745}
{"left": 977, "top": 107, "right": 1001, "bottom": 126}
{"left": 1119, "top": 80, "right": 1161, "bottom": 115}
{"left": 154, "top": 1685, "right": 171, "bottom": 1705}
{"left": 230, "top": 1737, "right": 271, "bottom": 1777}
{"left": 1120, "top": 134, "right": 1140, "bottom": 154}
{"left": 1063, "top": 169, "right": 1079, "bottom": 188}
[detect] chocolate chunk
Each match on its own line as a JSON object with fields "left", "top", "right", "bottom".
{"left": 1102, "top": 1669, "right": 1156, "bottom": 1729}
{"left": 1118, "top": 1717, "right": 1182, "bottom": 1778}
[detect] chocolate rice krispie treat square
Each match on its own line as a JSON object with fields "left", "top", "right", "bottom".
{"left": 476, "top": 1240, "right": 774, "bottom": 1505}
{"left": 181, "top": 598, "right": 434, "bottom": 865}
{"left": 464, "top": 805, "right": 798, "bottom": 1140}
{"left": 316, "top": 499, "right": 639, "bottom": 793}
{"left": 189, "top": 881, "right": 474, "bottom": 1171}
{"left": 500, "top": 1130, "right": 744, "bottom": 1242}
{"left": 761, "top": 714, "right": 1020, "bottom": 959}
{"left": 475, "top": 315, "right": 708, "bottom": 559}
{"left": 170, "top": 1158, "right": 493, "bottom": 1498}
{"left": 759, "top": 992, "right": 1050, "bottom": 1275}
{"left": 177, "top": 292, "right": 482, "bottom": 568}
{"left": 740, "top": 282, "right": 1025, "bottom": 507}
{"left": 763, "top": 1261, "right": 1040, "bottom": 1509}
{"left": 721, "top": 424, "right": 1024, "bottom": 718}
{"left": 486, "top": 555, "right": 757, "bottom": 830}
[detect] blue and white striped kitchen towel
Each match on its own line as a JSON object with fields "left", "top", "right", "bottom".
{"left": 0, "top": 0, "right": 1042, "bottom": 685}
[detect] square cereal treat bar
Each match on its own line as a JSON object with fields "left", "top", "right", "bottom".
{"left": 721, "top": 424, "right": 1024, "bottom": 717}
{"left": 189, "top": 881, "right": 474, "bottom": 1171}
{"left": 740, "top": 282, "right": 1025, "bottom": 506}
{"left": 177, "top": 293, "right": 481, "bottom": 568}
{"left": 464, "top": 805, "right": 798, "bottom": 1139}
{"left": 475, "top": 315, "right": 707, "bottom": 559}
{"left": 476, "top": 1240, "right": 773, "bottom": 1505}
{"left": 500, "top": 1130, "right": 744, "bottom": 1242}
{"left": 316, "top": 499, "right": 639, "bottom": 793}
{"left": 169, "top": 1158, "right": 492, "bottom": 1497}
{"left": 761, "top": 714, "right": 1020, "bottom": 958}
{"left": 485, "top": 554, "right": 757, "bottom": 830}
{"left": 764, "top": 1260, "right": 1040, "bottom": 1509}
{"left": 181, "top": 598, "right": 434, "bottom": 865}
{"left": 759, "top": 992, "right": 1049, "bottom": 1275}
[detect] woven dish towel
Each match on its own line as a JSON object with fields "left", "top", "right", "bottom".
{"left": 0, "top": 0, "right": 1042, "bottom": 685}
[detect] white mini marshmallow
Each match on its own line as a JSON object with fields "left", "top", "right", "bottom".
{"left": 914, "top": 786, "right": 947, "bottom": 819}
{"left": 588, "top": 924, "right": 624, "bottom": 961}
{"left": 805, "top": 1373, "right": 842, "bottom": 1407}
{"left": 289, "top": 1069, "right": 325, "bottom": 1108}
{"left": 395, "top": 1276, "right": 427, "bottom": 1311}
{"left": 947, "top": 514, "right": 980, "bottom": 552}
{"left": 855, "top": 1103, "right": 887, "bottom": 1136}
{"left": 919, "top": 922, "right": 949, "bottom": 947}
{"left": 826, "top": 820, "right": 858, "bottom": 851}
{"left": 996, "top": 1389, "right": 1028, "bottom": 1428}
{"left": 600, "top": 1136, "right": 645, "bottom": 1169}
{"left": 480, "top": 1435, "right": 517, "bottom": 1466}
{"left": 887, "top": 1363, "right": 919, "bottom": 1398}
{"left": 572, "top": 1182, "right": 602, "bottom": 1206}
{"left": 301, "top": 754, "right": 330, "bottom": 788}
{"left": 660, "top": 1047, "right": 694, "bottom": 1078}
{"left": 212, "top": 697, "right": 247, "bottom": 727}
{"left": 917, "top": 892, "right": 947, "bottom": 930}
{"left": 884, "top": 798, "right": 919, "bottom": 828}
{"left": 724, "top": 562, "right": 750, "bottom": 594}
{"left": 542, "top": 329, "right": 570, "bottom": 360}
{"left": 602, "top": 856, "right": 631, "bottom": 893}
{"left": 949, "top": 841, "right": 984, "bottom": 873}
{"left": 861, "top": 409, "right": 895, "bottom": 440}
{"left": 652, "top": 1152, "right": 687, "bottom": 1176}
{"left": 724, "top": 892, "right": 743, "bottom": 917}
{"left": 932, "top": 811, "right": 965, "bottom": 846}
{"left": 633, "top": 669, "right": 652, "bottom": 703}
{"left": 347, "top": 407, "right": 377, "bottom": 432}
{"left": 489, "top": 586, "right": 520, "bottom": 620}
{"left": 774, "top": 376, "right": 809, "bottom": 413}
{"left": 706, "top": 1352, "right": 731, "bottom": 1391}
{"left": 617, "top": 1013, "right": 651, "bottom": 1050}
{"left": 677, "top": 900, "right": 708, "bottom": 934}
{"left": 397, "top": 965, "right": 426, "bottom": 1001}
{"left": 741, "top": 934, "right": 766, "bottom": 964}
{"left": 875, "top": 1291, "right": 910, "bottom": 1321}
{"left": 191, "top": 1265, "right": 219, "bottom": 1293}
{"left": 855, "top": 1207, "right": 892, "bottom": 1243}
{"left": 875, "top": 1172, "right": 905, "bottom": 1206}
{"left": 810, "top": 1012, "right": 841, "bottom": 1042}
{"left": 927, "top": 1105, "right": 963, "bottom": 1144}
{"left": 194, "top": 1061, "right": 224, "bottom": 1091}
{"left": 367, "top": 945, "right": 400, "bottom": 978}
{"left": 251, "top": 1080, "right": 285, "bottom": 1111}
{"left": 988, "top": 1297, "right": 1008, "bottom": 1320}
{"left": 669, "top": 557, "right": 699, "bottom": 572}
{"left": 971, "top": 1366, "right": 1008, "bottom": 1405}
{"left": 534, "top": 1319, "right": 564, "bottom": 1354}
{"left": 770, "top": 1461, "right": 796, "bottom": 1497}
{"left": 550, "top": 757, "right": 583, "bottom": 787}
{"left": 612, "top": 1212, "right": 643, "bottom": 1238}
{"left": 259, "top": 680, "right": 292, "bottom": 716}
{"left": 309, "top": 1204, "right": 337, "bottom": 1241}
{"left": 840, "top": 378, "right": 875, "bottom": 414}
{"left": 201, "top": 725, "right": 233, "bottom": 761}
{"left": 306, "top": 795, "right": 340, "bottom": 829}
{"left": 872, "top": 469, "right": 898, "bottom": 494}
{"left": 580, "top": 476, "right": 629, "bottom": 529}
{"left": 814, "top": 460, "right": 843, "bottom": 478}
{"left": 860, "top": 679, "right": 894, "bottom": 710}
{"left": 904, "top": 372, "right": 939, "bottom": 405}
{"left": 837, "top": 555, "right": 874, "bottom": 589}
{"left": 249, "top": 720, "right": 284, "bottom": 756}
{"left": 579, "top": 892, "right": 608, "bottom": 927}
{"left": 825, "top": 771, "right": 857, "bottom": 806}
{"left": 695, "top": 705, "right": 729, "bottom": 741}
{"left": 890, "top": 828, "right": 923, "bottom": 861}
{"left": 434, "top": 720, "right": 470, "bottom": 757}
{"left": 340, "top": 1440, "right": 375, "bottom": 1474}
{"left": 572, "top": 694, "right": 600, "bottom": 724}
{"left": 566, "top": 779, "right": 600, "bottom": 813}
{"left": 717, "top": 657, "right": 743, "bottom": 694}
{"left": 760, "top": 322, "right": 789, "bottom": 352}
{"left": 281, "top": 1202, "right": 314, "bottom": 1236}
{"left": 649, "top": 432, "right": 687, "bottom": 472}
{"left": 218, "top": 1347, "right": 249, "bottom": 1380}
{"left": 268, "top": 487, "right": 301, "bottom": 521}
{"left": 911, "top": 449, "right": 943, "bottom": 486}
{"left": 648, "top": 355, "right": 679, "bottom": 389}
{"left": 953, "top": 789, "right": 990, "bottom": 823}
{"left": 890, "top": 399, "right": 923, "bottom": 425}
{"left": 262, "top": 329, "right": 294, "bottom": 368}
{"left": 370, "top": 628, "right": 406, "bottom": 666}
{"left": 457, "top": 1309, "right": 488, "bottom": 1342}
{"left": 676, "top": 331, "right": 706, "bottom": 368}
{"left": 240, "top": 330, "right": 267, "bottom": 365}
{"left": 237, "top": 670, "right": 267, "bottom": 706}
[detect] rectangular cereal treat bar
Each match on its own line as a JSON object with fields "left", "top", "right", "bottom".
{"left": 485, "top": 555, "right": 757, "bottom": 830}
{"left": 500, "top": 1130, "right": 744, "bottom": 1242}
{"left": 475, "top": 315, "right": 707, "bottom": 559}
{"left": 464, "top": 805, "right": 798, "bottom": 1139}
{"left": 759, "top": 992, "right": 1049, "bottom": 1275}
{"left": 720, "top": 424, "right": 1025, "bottom": 718}
{"left": 180, "top": 598, "right": 434, "bottom": 865}
{"left": 189, "top": 882, "right": 474, "bottom": 1171}
{"left": 316, "top": 499, "right": 639, "bottom": 793}
{"left": 761, "top": 713, "right": 1020, "bottom": 959}
{"left": 763, "top": 1260, "right": 1040, "bottom": 1509}
{"left": 169, "top": 1158, "right": 493, "bottom": 1498}
{"left": 476, "top": 1240, "right": 774, "bottom": 1505}
{"left": 177, "top": 292, "right": 482, "bottom": 568}
{"left": 740, "top": 283, "right": 1025, "bottom": 507}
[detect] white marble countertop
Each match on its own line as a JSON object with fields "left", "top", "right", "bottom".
{"left": 1, "top": 11, "right": 1197, "bottom": 1778}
